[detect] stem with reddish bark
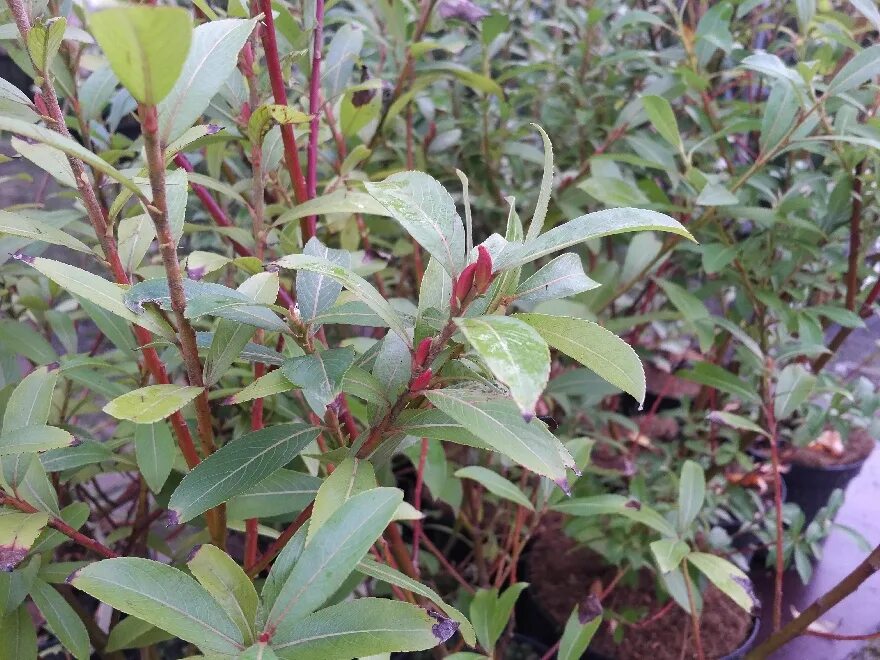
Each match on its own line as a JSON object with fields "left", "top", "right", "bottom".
{"left": 749, "top": 544, "right": 880, "bottom": 658}
{"left": 139, "top": 104, "right": 225, "bottom": 547}
{"left": 762, "top": 368, "right": 784, "bottom": 632}
{"left": 247, "top": 502, "right": 314, "bottom": 577}
{"left": 845, "top": 162, "right": 864, "bottom": 312}
{"left": 258, "top": 0, "right": 312, "bottom": 242}
{"left": 410, "top": 437, "right": 429, "bottom": 570}
{"left": 0, "top": 492, "right": 119, "bottom": 559}
{"left": 305, "top": 0, "right": 325, "bottom": 231}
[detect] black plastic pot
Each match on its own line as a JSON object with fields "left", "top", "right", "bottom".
{"left": 784, "top": 457, "right": 867, "bottom": 523}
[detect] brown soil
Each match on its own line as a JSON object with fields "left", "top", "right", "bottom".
{"left": 789, "top": 428, "right": 875, "bottom": 468}
{"left": 526, "top": 517, "right": 753, "bottom": 659}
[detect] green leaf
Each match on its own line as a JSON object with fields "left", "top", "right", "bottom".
{"left": 552, "top": 494, "right": 677, "bottom": 537}
{"left": 677, "top": 460, "right": 705, "bottom": 532}
{"left": 0, "top": 118, "right": 140, "bottom": 194}
{"left": 240, "top": 643, "right": 281, "bottom": 660}
{"left": 687, "top": 552, "right": 757, "bottom": 614}
{"left": 275, "top": 190, "right": 391, "bottom": 226}
{"left": 760, "top": 81, "right": 800, "bottom": 153}
{"left": 558, "top": 601, "right": 602, "bottom": 660}
{"left": 516, "top": 313, "right": 645, "bottom": 406}
{"left": 27, "top": 17, "right": 66, "bottom": 72}
{"left": 103, "top": 385, "right": 203, "bottom": 424}
{"left": 227, "top": 469, "right": 320, "bottom": 520}
{"left": 272, "top": 598, "right": 452, "bottom": 659}
{"left": 494, "top": 208, "right": 694, "bottom": 271}
{"left": 470, "top": 583, "right": 527, "bottom": 652}
{"left": 273, "top": 254, "right": 410, "bottom": 345}
{"left": 356, "top": 557, "right": 475, "bottom": 646}
{"left": 247, "top": 104, "right": 311, "bottom": 146}
{"left": 701, "top": 243, "right": 738, "bottom": 275}
{"left": 205, "top": 272, "right": 280, "bottom": 385}
{"left": 2, "top": 365, "right": 58, "bottom": 432}
{"left": 741, "top": 52, "right": 803, "bottom": 87}
{"left": 18, "top": 256, "right": 170, "bottom": 338}
{"left": 851, "top": 0, "right": 880, "bottom": 32}
{"left": 265, "top": 488, "right": 402, "bottom": 632}
{"left": 0, "top": 320, "right": 56, "bottom": 365}
{"left": 88, "top": 6, "right": 192, "bottom": 105}
{"left": 0, "top": 511, "right": 49, "bottom": 570}
{"left": 105, "top": 616, "right": 174, "bottom": 652}
{"left": 372, "top": 331, "right": 412, "bottom": 399}
{"left": 187, "top": 544, "right": 258, "bottom": 646}
{"left": 642, "top": 95, "right": 682, "bottom": 149}
{"left": 454, "top": 466, "right": 534, "bottom": 511}
{"left": 696, "top": 183, "right": 738, "bottom": 206}
{"left": 308, "top": 457, "right": 376, "bottom": 543}
{"left": 365, "top": 171, "right": 466, "bottom": 277}
{"left": 809, "top": 305, "right": 865, "bottom": 328}
{"left": 1, "top": 454, "right": 60, "bottom": 515}
{"left": 70, "top": 557, "right": 245, "bottom": 654}
{"left": 125, "top": 278, "right": 288, "bottom": 333}
{"left": 29, "top": 578, "right": 90, "bottom": 660}
{"left": 456, "top": 316, "right": 550, "bottom": 417}
{"left": 158, "top": 17, "right": 258, "bottom": 142}
{"left": 706, "top": 411, "right": 768, "bottom": 437}
{"left": 827, "top": 45, "right": 880, "bottom": 95}
{"left": 281, "top": 349, "right": 357, "bottom": 416}
{"left": 513, "top": 253, "right": 599, "bottom": 305}
{"left": 418, "top": 257, "right": 454, "bottom": 319}
{"left": 134, "top": 422, "right": 174, "bottom": 494}
{"left": 0, "top": 425, "right": 75, "bottom": 455}
{"left": 29, "top": 503, "right": 89, "bottom": 556}
{"left": 651, "top": 539, "right": 690, "bottom": 574}
{"left": 524, "top": 124, "right": 554, "bottom": 242}
{"left": 677, "top": 363, "right": 758, "bottom": 403}
{"left": 425, "top": 389, "right": 573, "bottom": 487}
{"left": 0, "top": 209, "right": 90, "bottom": 252}
{"left": 169, "top": 422, "right": 318, "bottom": 523}
{"left": 229, "top": 369, "right": 296, "bottom": 405}
{"left": 297, "top": 238, "right": 351, "bottom": 322}
{"left": 0, "top": 606, "right": 37, "bottom": 659}
{"left": 774, "top": 363, "right": 815, "bottom": 419}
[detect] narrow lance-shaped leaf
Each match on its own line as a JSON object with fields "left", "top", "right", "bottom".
{"left": 271, "top": 598, "right": 456, "bottom": 659}
{"left": 642, "top": 95, "right": 682, "bottom": 149}
{"left": 0, "top": 210, "right": 90, "bottom": 252}
{"left": 281, "top": 349, "right": 357, "bottom": 416}
{"left": 103, "top": 385, "right": 203, "bottom": 424}
{"left": 558, "top": 597, "right": 603, "bottom": 660}
{"left": 0, "top": 606, "right": 37, "bottom": 659}
{"left": 266, "top": 487, "right": 403, "bottom": 632}
{"left": 650, "top": 538, "right": 690, "bottom": 574}
{"left": 552, "top": 494, "right": 677, "bottom": 537}
{"left": 134, "top": 422, "right": 175, "bottom": 494}
{"left": 516, "top": 313, "right": 646, "bottom": 407}
{"left": 168, "top": 422, "right": 318, "bottom": 523}
{"left": 187, "top": 544, "right": 258, "bottom": 646}
{"left": 425, "top": 388, "right": 573, "bottom": 490}
{"left": 677, "top": 460, "right": 705, "bottom": 532}
{"left": 827, "top": 44, "right": 880, "bottom": 96}
{"left": 524, "top": 123, "right": 554, "bottom": 241}
{"left": 494, "top": 207, "right": 694, "bottom": 271}
{"left": 513, "top": 253, "right": 599, "bottom": 306}
{"left": 455, "top": 466, "right": 534, "bottom": 511}
{"left": 273, "top": 253, "right": 411, "bottom": 344}
{"left": 308, "top": 457, "right": 377, "bottom": 543}
{"left": 456, "top": 316, "right": 550, "bottom": 418}
{"left": 158, "top": 17, "right": 259, "bottom": 142}
{"left": 29, "top": 578, "right": 91, "bottom": 660}
{"left": 297, "top": 237, "right": 351, "bottom": 322}
{"left": 0, "top": 426, "right": 76, "bottom": 455}
{"left": 687, "top": 552, "right": 759, "bottom": 614}
{"left": 364, "top": 171, "right": 466, "bottom": 277}
{"left": 14, "top": 256, "right": 171, "bottom": 339}
{"left": 70, "top": 558, "right": 245, "bottom": 654}
{"left": 356, "top": 557, "right": 476, "bottom": 646}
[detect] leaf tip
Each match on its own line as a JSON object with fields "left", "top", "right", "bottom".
{"left": 427, "top": 610, "right": 459, "bottom": 643}
{"left": 186, "top": 544, "right": 203, "bottom": 563}
{"left": 166, "top": 510, "right": 181, "bottom": 527}
{"left": 578, "top": 593, "right": 603, "bottom": 624}
{"left": 65, "top": 567, "right": 83, "bottom": 584}
{"left": 554, "top": 477, "right": 572, "bottom": 497}
{"left": 11, "top": 251, "right": 35, "bottom": 265}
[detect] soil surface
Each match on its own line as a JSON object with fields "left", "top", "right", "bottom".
{"left": 525, "top": 517, "right": 753, "bottom": 659}
{"left": 788, "top": 428, "right": 875, "bottom": 468}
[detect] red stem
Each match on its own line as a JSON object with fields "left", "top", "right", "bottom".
{"left": 0, "top": 493, "right": 118, "bottom": 559}
{"left": 305, "top": 0, "right": 325, "bottom": 230}
{"left": 258, "top": 0, "right": 312, "bottom": 241}
{"left": 247, "top": 502, "right": 314, "bottom": 577}
{"left": 410, "top": 437, "right": 429, "bottom": 570}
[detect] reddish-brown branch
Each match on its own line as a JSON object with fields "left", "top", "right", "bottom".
{"left": 410, "top": 438, "right": 429, "bottom": 570}
{"left": 305, "top": 0, "right": 325, "bottom": 232}
{"left": 751, "top": 544, "right": 880, "bottom": 658}
{"left": 248, "top": 502, "right": 314, "bottom": 577}
{"left": 0, "top": 492, "right": 118, "bottom": 559}
{"left": 813, "top": 277, "right": 880, "bottom": 373}
{"left": 845, "top": 163, "right": 864, "bottom": 311}
{"left": 258, "top": 0, "right": 312, "bottom": 242}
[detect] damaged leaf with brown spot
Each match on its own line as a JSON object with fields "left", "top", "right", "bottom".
{"left": 0, "top": 511, "right": 49, "bottom": 571}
